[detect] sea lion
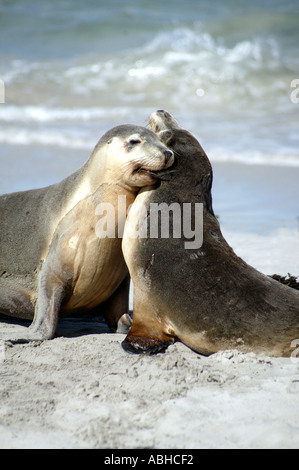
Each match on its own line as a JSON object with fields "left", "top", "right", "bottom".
{"left": 0, "top": 124, "right": 174, "bottom": 342}
{"left": 121, "top": 110, "right": 299, "bottom": 357}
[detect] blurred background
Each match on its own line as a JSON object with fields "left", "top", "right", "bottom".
{"left": 0, "top": 0, "right": 298, "bottom": 274}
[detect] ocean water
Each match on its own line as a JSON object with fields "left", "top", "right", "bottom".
{"left": 0, "top": 0, "right": 298, "bottom": 274}
{"left": 0, "top": 0, "right": 299, "bottom": 161}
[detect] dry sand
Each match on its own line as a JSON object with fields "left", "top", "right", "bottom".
{"left": 0, "top": 315, "right": 298, "bottom": 449}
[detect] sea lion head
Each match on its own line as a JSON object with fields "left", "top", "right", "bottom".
{"left": 148, "top": 110, "right": 198, "bottom": 153}
{"left": 148, "top": 110, "right": 196, "bottom": 149}
{"left": 148, "top": 110, "right": 215, "bottom": 215}
{"left": 149, "top": 109, "right": 181, "bottom": 134}
{"left": 98, "top": 124, "right": 174, "bottom": 189}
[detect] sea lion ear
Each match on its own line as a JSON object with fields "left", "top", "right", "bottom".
{"left": 158, "top": 130, "right": 175, "bottom": 146}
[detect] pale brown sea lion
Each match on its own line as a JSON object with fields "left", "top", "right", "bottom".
{"left": 121, "top": 110, "right": 299, "bottom": 357}
{"left": 0, "top": 124, "right": 174, "bottom": 342}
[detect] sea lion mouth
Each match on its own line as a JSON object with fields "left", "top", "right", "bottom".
{"left": 133, "top": 162, "right": 175, "bottom": 180}
{"left": 133, "top": 167, "right": 166, "bottom": 178}
{"left": 132, "top": 151, "right": 175, "bottom": 180}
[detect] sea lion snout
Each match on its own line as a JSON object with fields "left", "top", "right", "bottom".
{"left": 149, "top": 110, "right": 181, "bottom": 133}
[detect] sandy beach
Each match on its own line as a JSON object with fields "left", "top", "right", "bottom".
{"left": 1, "top": 155, "right": 299, "bottom": 451}
{"left": 0, "top": 160, "right": 299, "bottom": 450}
{"left": 0, "top": 315, "right": 298, "bottom": 449}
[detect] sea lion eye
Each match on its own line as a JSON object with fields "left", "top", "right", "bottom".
{"left": 129, "top": 138, "right": 141, "bottom": 145}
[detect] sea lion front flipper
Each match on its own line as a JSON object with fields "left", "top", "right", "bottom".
{"left": 122, "top": 334, "right": 173, "bottom": 354}
{"left": 121, "top": 314, "right": 175, "bottom": 355}
{"left": 22, "top": 248, "right": 69, "bottom": 343}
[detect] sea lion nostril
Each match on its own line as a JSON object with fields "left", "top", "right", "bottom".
{"left": 164, "top": 150, "right": 173, "bottom": 164}
{"left": 157, "top": 109, "right": 165, "bottom": 113}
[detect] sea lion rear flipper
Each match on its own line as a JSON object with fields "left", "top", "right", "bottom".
{"left": 0, "top": 277, "right": 34, "bottom": 319}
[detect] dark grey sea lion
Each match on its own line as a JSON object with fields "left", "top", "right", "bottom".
{"left": 121, "top": 111, "right": 299, "bottom": 357}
